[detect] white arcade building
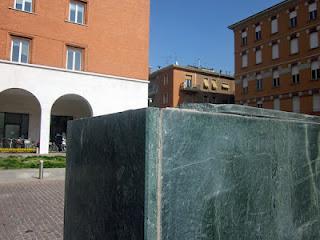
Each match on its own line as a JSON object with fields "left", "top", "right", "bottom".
{"left": 0, "top": 60, "right": 148, "bottom": 154}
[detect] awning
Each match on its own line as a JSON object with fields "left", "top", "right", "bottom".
{"left": 212, "top": 80, "right": 217, "bottom": 90}
{"left": 203, "top": 79, "right": 209, "bottom": 89}
{"left": 222, "top": 83, "right": 230, "bottom": 89}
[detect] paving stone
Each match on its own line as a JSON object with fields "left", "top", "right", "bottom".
{"left": 0, "top": 180, "right": 64, "bottom": 240}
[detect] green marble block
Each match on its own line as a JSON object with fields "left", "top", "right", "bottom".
{"left": 64, "top": 105, "right": 320, "bottom": 240}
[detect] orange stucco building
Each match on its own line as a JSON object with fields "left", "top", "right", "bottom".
{"left": 149, "top": 65, "right": 235, "bottom": 108}
{"left": 0, "top": 0, "right": 149, "bottom": 80}
{"left": 229, "top": 0, "right": 320, "bottom": 115}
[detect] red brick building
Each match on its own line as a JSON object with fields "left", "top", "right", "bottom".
{"left": 0, "top": 0, "right": 149, "bottom": 153}
{"left": 229, "top": 0, "right": 320, "bottom": 115}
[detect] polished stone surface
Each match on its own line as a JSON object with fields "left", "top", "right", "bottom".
{"left": 64, "top": 105, "right": 320, "bottom": 239}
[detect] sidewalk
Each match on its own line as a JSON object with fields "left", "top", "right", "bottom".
{"left": 0, "top": 168, "right": 65, "bottom": 183}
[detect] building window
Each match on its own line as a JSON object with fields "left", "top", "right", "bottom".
{"left": 11, "top": 37, "right": 30, "bottom": 63}
{"left": 69, "top": 1, "right": 85, "bottom": 24}
{"left": 255, "top": 47, "right": 262, "bottom": 64}
{"left": 272, "top": 42, "right": 279, "bottom": 59}
{"left": 255, "top": 24, "right": 262, "bottom": 41}
{"left": 271, "top": 16, "right": 278, "bottom": 34}
{"left": 311, "top": 61, "right": 320, "bottom": 80}
{"left": 211, "top": 79, "right": 217, "bottom": 90}
{"left": 272, "top": 69, "right": 280, "bottom": 87}
{"left": 273, "top": 98, "right": 280, "bottom": 110}
{"left": 309, "top": 1, "right": 317, "bottom": 21}
{"left": 66, "top": 47, "right": 82, "bottom": 71}
{"left": 14, "top": 0, "right": 33, "bottom": 12}
{"left": 289, "top": 9, "right": 297, "bottom": 28}
{"left": 241, "top": 29, "right": 248, "bottom": 46}
{"left": 242, "top": 76, "right": 248, "bottom": 94}
{"left": 203, "top": 78, "right": 209, "bottom": 89}
{"left": 162, "top": 93, "right": 169, "bottom": 105}
{"left": 290, "top": 35, "right": 299, "bottom": 54}
{"left": 313, "top": 94, "right": 320, "bottom": 112}
{"left": 184, "top": 75, "right": 192, "bottom": 88}
{"left": 163, "top": 74, "right": 169, "bottom": 86}
{"left": 241, "top": 51, "right": 248, "bottom": 68}
{"left": 257, "top": 101, "right": 263, "bottom": 108}
{"left": 310, "top": 29, "right": 319, "bottom": 49}
{"left": 256, "top": 73, "right": 263, "bottom": 90}
{"left": 292, "top": 96, "right": 300, "bottom": 113}
{"left": 221, "top": 83, "right": 230, "bottom": 91}
{"left": 292, "top": 65, "right": 300, "bottom": 84}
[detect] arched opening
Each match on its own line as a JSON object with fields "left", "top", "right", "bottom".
{"left": 50, "top": 94, "right": 92, "bottom": 152}
{"left": 0, "top": 88, "right": 41, "bottom": 150}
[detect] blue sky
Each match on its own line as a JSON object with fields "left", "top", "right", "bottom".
{"left": 150, "top": 0, "right": 282, "bottom": 74}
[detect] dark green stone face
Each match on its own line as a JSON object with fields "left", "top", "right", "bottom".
{"left": 64, "top": 105, "right": 320, "bottom": 240}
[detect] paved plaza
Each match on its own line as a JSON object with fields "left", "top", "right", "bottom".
{"left": 0, "top": 179, "right": 64, "bottom": 240}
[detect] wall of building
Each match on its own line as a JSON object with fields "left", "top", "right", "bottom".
{"left": 173, "top": 68, "right": 235, "bottom": 107}
{"left": 232, "top": 0, "right": 320, "bottom": 115}
{"left": 0, "top": 60, "right": 148, "bottom": 153}
{"left": 0, "top": 0, "right": 150, "bottom": 80}
{"left": 0, "top": 90, "right": 41, "bottom": 142}
{"left": 149, "top": 66, "right": 235, "bottom": 108}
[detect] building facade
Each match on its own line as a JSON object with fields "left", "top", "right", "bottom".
{"left": 0, "top": 0, "right": 149, "bottom": 153}
{"left": 229, "top": 0, "right": 320, "bottom": 115}
{"left": 149, "top": 65, "right": 235, "bottom": 108}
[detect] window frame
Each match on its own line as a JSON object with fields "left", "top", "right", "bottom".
{"left": 10, "top": 37, "right": 30, "bottom": 64}
{"left": 14, "top": 0, "right": 33, "bottom": 13}
{"left": 311, "top": 61, "right": 320, "bottom": 80}
{"left": 255, "top": 47, "right": 262, "bottom": 64}
{"left": 242, "top": 76, "right": 248, "bottom": 94}
{"left": 273, "top": 98, "right": 280, "bottom": 110}
{"left": 256, "top": 73, "right": 263, "bottom": 90}
{"left": 272, "top": 42, "right": 279, "bottom": 60}
{"left": 292, "top": 96, "right": 300, "bottom": 113}
{"left": 241, "top": 30, "right": 248, "bottom": 46}
{"left": 310, "top": 30, "right": 319, "bottom": 49}
{"left": 290, "top": 36, "right": 299, "bottom": 55}
{"left": 291, "top": 65, "right": 300, "bottom": 84}
{"left": 255, "top": 24, "right": 262, "bottom": 41}
{"left": 272, "top": 70, "right": 280, "bottom": 87}
{"left": 309, "top": 2, "right": 317, "bottom": 21}
{"left": 289, "top": 10, "right": 297, "bottom": 28}
{"left": 241, "top": 52, "right": 248, "bottom": 68}
{"left": 66, "top": 46, "right": 83, "bottom": 71}
{"left": 271, "top": 16, "right": 278, "bottom": 34}
{"left": 313, "top": 94, "right": 320, "bottom": 112}
{"left": 69, "top": 0, "right": 86, "bottom": 25}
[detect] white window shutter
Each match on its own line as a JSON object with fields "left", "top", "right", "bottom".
{"left": 271, "top": 19, "right": 278, "bottom": 33}
{"left": 272, "top": 44, "right": 279, "bottom": 59}
{"left": 290, "top": 11, "right": 297, "bottom": 18}
{"left": 309, "top": 2, "right": 317, "bottom": 12}
{"left": 290, "top": 38, "right": 299, "bottom": 54}
{"left": 241, "top": 31, "right": 247, "bottom": 38}
{"left": 256, "top": 50, "right": 262, "bottom": 64}
{"left": 292, "top": 96, "right": 300, "bottom": 113}
{"left": 312, "top": 61, "right": 319, "bottom": 70}
{"left": 242, "top": 54, "right": 248, "bottom": 67}
{"left": 292, "top": 65, "right": 299, "bottom": 75}
{"left": 273, "top": 98, "right": 280, "bottom": 110}
{"left": 313, "top": 94, "right": 320, "bottom": 112}
{"left": 242, "top": 78, "right": 248, "bottom": 88}
{"left": 310, "top": 32, "right": 319, "bottom": 49}
{"left": 255, "top": 25, "right": 261, "bottom": 33}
